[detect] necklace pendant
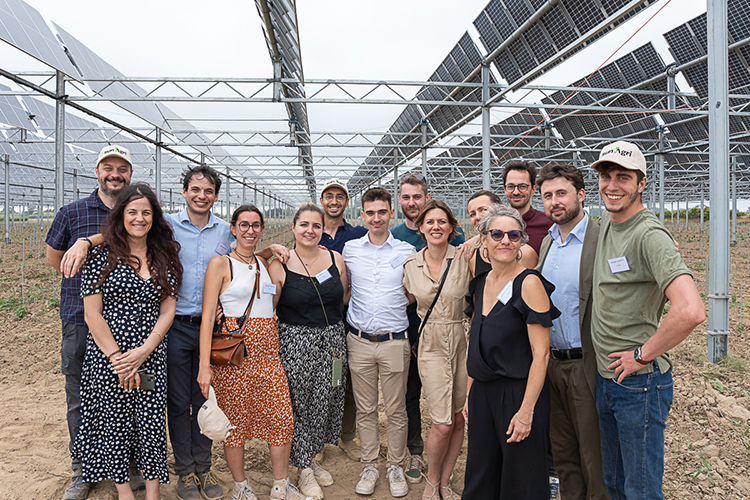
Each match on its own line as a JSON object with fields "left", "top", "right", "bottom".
{"left": 248, "top": 263, "right": 255, "bottom": 271}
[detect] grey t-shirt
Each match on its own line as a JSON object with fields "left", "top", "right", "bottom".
{"left": 592, "top": 209, "right": 692, "bottom": 378}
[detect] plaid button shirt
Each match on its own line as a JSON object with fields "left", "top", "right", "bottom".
{"left": 45, "top": 189, "right": 111, "bottom": 325}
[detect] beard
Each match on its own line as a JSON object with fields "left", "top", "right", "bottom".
{"left": 549, "top": 201, "right": 581, "bottom": 225}
{"left": 98, "top": 177, "right": 127, "bottom": 197}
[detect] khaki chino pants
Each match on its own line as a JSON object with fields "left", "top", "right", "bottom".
{"left": 346, "top": 332, "right": 410, "bottom": 467}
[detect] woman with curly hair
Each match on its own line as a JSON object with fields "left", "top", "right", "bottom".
{"left": 78, "top": 182, "right": 182, "bottom": 500}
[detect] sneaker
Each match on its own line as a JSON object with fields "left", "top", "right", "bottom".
{"left": 354, "top": 466, "right": 379, "bottom": 496}
{"left": 298, "top": 468, "right": 323, "bottom": 499}
{"left": 198, "top": 470, "right": 224, "bottom": 500}
{"left": 177, "top": 473, "right": 202, "bottom": 500}
{"left": 404, "top": 454, "right": 424, "bottom": 484}
{"left": 549, "top": 475, "right": 560, "bottom": 500}
{"left": 62, "top": 474, "right": 90, "bottom": 500}
{"left": 338, "top": 439, "right": 362, "bottom": 462}
{"left": 310, "top": 458, "right": 334, "bottom": 487}
{"left": 231, "top": 479, "right": 258, "bottom": 500}
{"left": 129, "top": 466, "right": 145, "bottom": 491}
{"left": 271, "top": 477, "right": 314, "bottom": 500}
{"left": 386, "top": 465, "right": 409, "bottom": 498}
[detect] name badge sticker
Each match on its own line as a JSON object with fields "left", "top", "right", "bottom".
{"left": 390, "top": 254, "right": 405, "bottom": 269}
{"left": 496, "top": 281, "right": 513, "bottom": 305}
{"left": 607, "top": 255, "right": 630, "bottom": 274}
{"left": 215, "top": 243, "right": 230, "bottom": 255}
{"left": 315, "top": 269, "right": 332, "bottom": 284}
{"left": 262, "top": 282, "right": 277, "bottom": 295}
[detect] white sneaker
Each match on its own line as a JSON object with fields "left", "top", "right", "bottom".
{"left": 231, "top": 479, "right": 258, "bottom": 500}
{"left": 310, "top": 458, "right": 334, "bottom": 486}
{"left": 271, "top": 477, "right": 313, "bottom": 500}
{"left": 354, "top": 465, "right": 379, "bottom": 495}
{"left": 298, "top": 468, "right": 324, "bottom": 499}
{"left": 386, "top": 465, "right": 409, "bottom": 498}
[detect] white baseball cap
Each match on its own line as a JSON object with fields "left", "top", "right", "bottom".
{"left": 320, "top": 178, "right": 349, "bottom": 198}
{"left": 590, "top": 141, "right": 647, "bottom": 176}
{"left": 96, "top": 145, "right": 132, "bottom": 168}
{"left": 197, "top": 386, "right": 235, "bottom": 442}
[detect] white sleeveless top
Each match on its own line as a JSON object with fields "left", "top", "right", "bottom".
{"left": 218, "top": 257, "right": 274, "bottom": 319}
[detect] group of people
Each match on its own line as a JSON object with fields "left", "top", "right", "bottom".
{"left": 47, "top": 139, "right": 705, "bottom": 500}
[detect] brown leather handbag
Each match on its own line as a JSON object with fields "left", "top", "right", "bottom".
{"left": 210, "top": 257, "right": 261, "bottom": 367}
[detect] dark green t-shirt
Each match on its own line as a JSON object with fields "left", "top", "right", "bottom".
{"left": 592, "top": 209, "right": 692, "bottom": 378}
{"left": 390, "top": 222, "right": 466, "bottom": 326}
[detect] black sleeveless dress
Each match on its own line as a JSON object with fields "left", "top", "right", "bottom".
{"left": 277, "top": 250, "right": 347, "bottom": 468}
{"left": 462, "top": 269, "right": 560, "bottom": 500}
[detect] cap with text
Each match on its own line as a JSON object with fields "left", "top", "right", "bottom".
{"left": 321, "top": 178, "right": 349, "bottom": 198}
{"left": 590, "top": 140, "right": 646, "bottom": 176}
{"left": 96, "top": 145, "right": 132, "bottom": 168}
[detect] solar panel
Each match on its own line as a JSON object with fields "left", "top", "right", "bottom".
{"left": 0, "top": 84, "right": 32, "bottom": 129}
{"left": 0, "top": 0, "right": 79, "bottom": 79}
{"left": 665, "top": 0, "right": 750, "bottom": 98}
{"left": 52, "top": 22, "right": 169, "bottom": 131}
{"left": 474, "top": 0, "right": 656, "bottom": 87}
{"left": 542, "top": 42, "right": 667, "bottom": 142}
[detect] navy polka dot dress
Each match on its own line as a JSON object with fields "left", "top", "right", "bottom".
{"left": 75, "top": 248, "right": 174, "bottom": 485}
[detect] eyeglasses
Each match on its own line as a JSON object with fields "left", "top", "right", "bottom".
{"left": 485, "top": 229, "right": 522, "bottom": 242}
{"left": 237, "top": 221, "right": 262, "bottom": 232}
{"left": 504, "top": 183, "right": 531, "bottom": 193}
{"left": 322, "top": 193, "right": 347, "bottom": 202}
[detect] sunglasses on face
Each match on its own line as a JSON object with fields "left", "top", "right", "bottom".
{"left": 485, "top": 229, "right": 522, "bottom": 242}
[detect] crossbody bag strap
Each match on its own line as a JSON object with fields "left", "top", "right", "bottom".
{"left": 217, "top": 255, "right": 259, "bottom": 338}
{"left": 418, "top": 258, "right": 453, "bottom": 337}
{"left": 294, "top": 249, "right": 329, "bottom": 327}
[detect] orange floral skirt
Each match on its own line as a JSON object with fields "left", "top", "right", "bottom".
{"left": 212, "top": 317, "right": 293, "bottom": 447}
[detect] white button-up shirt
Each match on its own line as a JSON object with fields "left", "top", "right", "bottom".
{"left": 343, "top": 232, "right": 416, "bottom": 334}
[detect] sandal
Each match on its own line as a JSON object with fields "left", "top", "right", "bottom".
{"left": 440, "top": 484, "right": 461, "bottom": 500}
{"left": 422, "top": 475, "right": 440, "bottom": 500}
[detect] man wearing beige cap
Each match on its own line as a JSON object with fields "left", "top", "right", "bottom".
{"left": 590, "top": 140, "right": 704, "bottom": 499}
{"left": 46, "top": 145, "right": 135, "bottom": 499}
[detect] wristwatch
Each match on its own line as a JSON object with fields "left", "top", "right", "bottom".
{"left": 633, "top": 346, "right": 650, "bottom": 365}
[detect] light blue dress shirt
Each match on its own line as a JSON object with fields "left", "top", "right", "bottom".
{"left": 540, "top": 216, "right": 589, "bottom": 350}
{"left": 167, "top": 210, "right": 234, "bottom": 316}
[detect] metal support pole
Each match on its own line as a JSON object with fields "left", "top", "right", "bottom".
{"left": 54, "top": 71, "right": 65, "bottom": 211}
{"left": 225, "top": 167, "right": 231, "bottom": 220}
{"left": 707, "top": 0, "right": 730, "bottom": 362}
{"left": 732, "top": 156, "right": 737, "bottom": 245}
{"left": 289, "top": 119, "right": 297, "bottom": 146}
{"left": 700, "top": 184, "right": 705, "bottom": 233}
{"left": 544, "top": 122, "right": 551, "bottom": 151}
{"left": 481, "top": 63, "right": 491, "bottom": 191}
{"left": 73, "top": 169, "right": 78, "bottom": 201}
{"left": 242, "top": 178, "right": 247, "bottom": 205}
{"left": 686, "top": 198, "right": 689, "bottom": 230}
{"left": 169, "top": 189, "right": 173, "bottom": 212}
{"left": 658, "top": 126, "right": 665, "bottom": 225}
{"left": 39, "top": 185, "right": 43, "bottom": 227}
{"left": 4, "top": 155, "right": 9, "bottom": 243}
{"left": 254, "top": 184, "right": 258, "bottom": 206}
{"left": 667, "top": 67, "right": 677, "bottom": 112}
{"left": 421, "top": 121, "right": 428, "bottom": 177}
{"left": 393, "top": 149, "right": 399, "bottom": 223}
{"left": 155, "top": 129, "right": 162, "bottom": 200}
{"left": 272, "top": 58, "right": 282, "bottom": 102}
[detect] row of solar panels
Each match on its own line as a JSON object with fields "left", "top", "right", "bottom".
{"left": 0, "top": 0, "right": 292, "bottom": 200}
{"left": 349, "top": 0, "right": 662, "bottom": 192}
{"left": 356, "top": 0, "right": 750, "bottom": 201}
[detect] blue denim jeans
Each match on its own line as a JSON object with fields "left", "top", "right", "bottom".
{"left": 596, "top": 367, "right": 673, "bottom": 500}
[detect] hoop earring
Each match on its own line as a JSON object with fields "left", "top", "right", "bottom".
{"left": 482, "top": 247, "right": 489, "bottom": 260}
{"left": 516, "top": 248, "right": 524, "bottom": 261}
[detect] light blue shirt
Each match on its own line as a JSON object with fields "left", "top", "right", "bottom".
{"left": 541, "top": 215, "right": 588, "bottom": 350}
{"left": 167, "top": 210, "right": 234, "bottom": 316}
{"left": 343, "top": 232, "right": 416, "bottom": 334}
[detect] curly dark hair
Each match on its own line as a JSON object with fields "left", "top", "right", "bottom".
{"left": 93, "top": 182, "right": 183, "bottom": 301}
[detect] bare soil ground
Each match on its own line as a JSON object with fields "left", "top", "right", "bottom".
{"left": 0, "top": 221, "right": 748, "bottom": 499}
